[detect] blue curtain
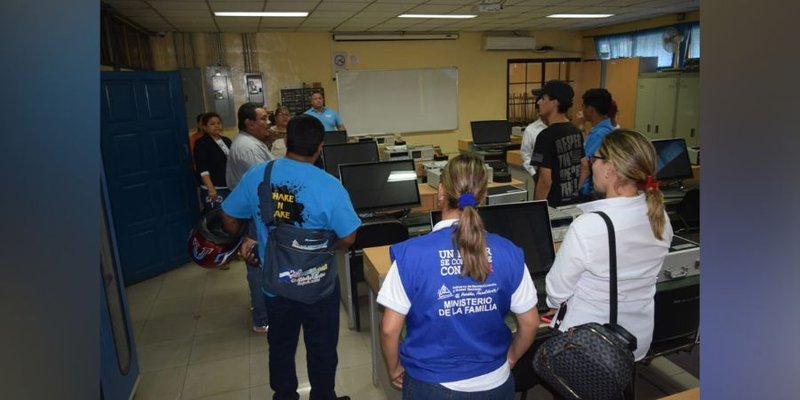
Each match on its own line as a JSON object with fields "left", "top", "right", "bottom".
{"left": 595, "top": 22, "right": 700, "bottom": 68}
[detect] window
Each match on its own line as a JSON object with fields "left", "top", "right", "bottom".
{"left": 507, "top": 58, "right": 580, "bottom": 126}
{"left": 595, "top": 22, "right": 700, "bottom": 68}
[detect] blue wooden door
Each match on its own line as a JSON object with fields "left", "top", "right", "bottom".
{"left": 101, "top": 71, "right": 199, "bottom": 285}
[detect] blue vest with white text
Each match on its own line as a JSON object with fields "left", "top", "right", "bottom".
{"left": 390, "top": 226, "right": 526, "bottom": 383}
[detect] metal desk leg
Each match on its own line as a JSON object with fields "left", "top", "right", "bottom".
{"left": 344, "top": 252, "right": 355, "bottom": 330}
{"left": 369, "top": 286, "right": 379, "bottom": 387}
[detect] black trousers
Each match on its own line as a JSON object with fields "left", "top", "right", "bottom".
{"left": 266, "top": 283, "right": 341, "bottom": 400}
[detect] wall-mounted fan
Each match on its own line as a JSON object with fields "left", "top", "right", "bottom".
{"left": 662, "top": 27, "right": 685, "bottom": 68}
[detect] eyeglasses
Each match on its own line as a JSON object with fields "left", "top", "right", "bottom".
{"left": 589, "top": 155, "right": 606, "bottom": 164}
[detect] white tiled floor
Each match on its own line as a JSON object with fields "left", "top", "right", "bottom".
{"left": 127, "top": 259, "right": 387, "bottom": 400}
{"left": 126, "top": 259, "right": 699, "bottom": 400}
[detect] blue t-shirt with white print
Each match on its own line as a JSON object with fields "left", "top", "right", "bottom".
{"left": 222, "top": 158, "right": 361, "bottom": 264}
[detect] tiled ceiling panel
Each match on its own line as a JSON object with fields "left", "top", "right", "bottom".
{"left": 104, "top": 0, "right": 698, "bottom": 33}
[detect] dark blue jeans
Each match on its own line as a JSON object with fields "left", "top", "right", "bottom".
{"left": 266, "top": 283, "right": 341, "bottom": 400}
{"left": 246, "top": 223, "right": 268, "bottom": 327}
{"left": 246, "top": 263, "right": 269, "bottom": 326}
{"left": 402, "top": 372, "right": 515, "bottom": 400}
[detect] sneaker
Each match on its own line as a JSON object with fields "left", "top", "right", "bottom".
{"left": 252, "top": 325, "right": 268, "bottom": 334}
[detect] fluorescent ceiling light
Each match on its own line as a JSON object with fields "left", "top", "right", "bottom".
{"left": 387, "top": 171, "right": 418, "bottom": 182}
{"left": 398, "top": 14, "right": 476, "bottom": 19}
{"left": 547, "top": 14, "right": 614, "bottom": 18}
{"left": 215, "top": 12, "right": 309, "bottom": 17}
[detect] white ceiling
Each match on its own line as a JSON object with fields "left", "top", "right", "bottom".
{"left": 103, "top": 0, "right": 699, "bottom": 33}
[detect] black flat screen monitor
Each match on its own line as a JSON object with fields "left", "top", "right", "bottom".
{"left": 324, "top": 130, "right": 348, "bottom": 145}
{"left": 339, "top": 159, "right": 421, "bottom": 213}
{"left": 322, "top": 142, "right": 379, "bottom": 178}
{"left": 652, "top": 138, "right": 694, "bottom": 181}
{"left": 429, "top": 200, "right": 556, "bottom": 278}
{"left": 471, "top": 120, "right": 511, "bottom": 146}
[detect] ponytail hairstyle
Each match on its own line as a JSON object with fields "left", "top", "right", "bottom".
{"left": 597, "top": 129, "right": 667, "bottom": 240}
{"left": 440, "top": 154, "right": 490, "bottom": 282}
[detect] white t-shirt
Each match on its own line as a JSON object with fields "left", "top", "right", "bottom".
{"left": 378, "top": 219, "right": 538, "bottom": 391}
{"left": 521, "top": 119, "right": 547, "bottom": 176}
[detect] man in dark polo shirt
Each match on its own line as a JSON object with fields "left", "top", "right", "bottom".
{"left": 531, "top": 80, "right": 589, "bottom": 207}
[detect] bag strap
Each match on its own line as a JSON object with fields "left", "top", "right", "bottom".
{"left": 257, "top": 160, "right": 279, "bottom": 227}
{"left": 593, "top": 211, "right": 619, "bottom": 325}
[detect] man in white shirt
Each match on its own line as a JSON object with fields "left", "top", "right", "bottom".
{"left": 225, "top": 102, "right": 275, "bottom": 334}
{"left": 520, "top": 111, "right": 547, "bottom": 177}
{"left": 226, "top": 102, "right": 275, "bottom": 189}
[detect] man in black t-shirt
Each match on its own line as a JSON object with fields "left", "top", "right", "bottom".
{"left": 531, "top": 80, "right": 589, "bottom": 207}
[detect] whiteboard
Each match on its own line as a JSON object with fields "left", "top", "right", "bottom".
{"left": 336, "top": 68, "right": 458, "bottom": 135}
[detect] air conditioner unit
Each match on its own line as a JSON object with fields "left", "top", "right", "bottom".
{"left": 483, "top": 35, "right": 536, "bottom": 51}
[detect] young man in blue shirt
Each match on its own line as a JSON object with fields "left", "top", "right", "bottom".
{"left": 580, "top": 88, "right": 615, "bottom": 197}
{"left": 221, "top": 115, "right": 360, "bottom": 400}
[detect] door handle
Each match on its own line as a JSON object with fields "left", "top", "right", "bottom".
{"left": 647, "top": 124, "right": 651, "bottom": 133}
{"left": 655, "top": 125, "right": 659, "bottom": 134}
{"left": 690, "top": 128, "right": 695, "bottom": 137}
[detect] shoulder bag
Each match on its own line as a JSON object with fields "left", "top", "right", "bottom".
{"left": 533, "top": 211, "right": 638, "bottom": 400}
{"left": 256, "top": 161, "right": 339, "bottom": 304}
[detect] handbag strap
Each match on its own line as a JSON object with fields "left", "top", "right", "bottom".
{"left": 593, "top": 211, "right": 619, "bottom": 325}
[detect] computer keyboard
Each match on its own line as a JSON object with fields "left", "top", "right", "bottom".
{"left": 485, "top": 160, "right": 508, "bottom": 172}
{"left": 547, "top": 207, "right": 572, "bottom": 221}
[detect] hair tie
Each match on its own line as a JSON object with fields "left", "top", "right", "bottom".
{"left": 642, "top": 175, "right": 660, "bottom": 191}
{"left": 458, "top": 193, "right": 477, "bottom": 209}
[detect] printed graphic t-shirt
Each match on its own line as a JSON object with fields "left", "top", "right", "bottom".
{"left": 531, "top": 122, "right": 585, "bottom": 207}
{"left": 222, "top": 158, "right": 361, "bottom": 263}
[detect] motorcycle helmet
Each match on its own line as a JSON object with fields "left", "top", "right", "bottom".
{"left": 188, "top": 208, "right": 246, "bottom": 268}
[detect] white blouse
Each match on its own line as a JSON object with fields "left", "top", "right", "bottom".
{"left": 545, "top": 194, "right": 673, "bottom": 360}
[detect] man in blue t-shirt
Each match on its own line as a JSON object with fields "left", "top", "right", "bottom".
{"left": 580, "top": 88, "right": 615, "bottom": 197}
{"left": 303, "top": 90, "right": 346, "bottom": 131}
{"left": 221, "top": 115, "right": 360, "bottom": 400}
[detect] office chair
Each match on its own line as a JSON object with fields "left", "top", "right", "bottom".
{"left": 675, "top": 188, "right": 700, "bottom": 232}
{"left": 345, "top": 218, "right": 409, "bottom": 331}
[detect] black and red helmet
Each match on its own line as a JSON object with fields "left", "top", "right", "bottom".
{"left": 188, "top": 208, "right": 245, "bottom": 268}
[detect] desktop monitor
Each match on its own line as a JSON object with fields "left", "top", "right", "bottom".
{"left": 339, "top": 159, "right": 421, "bottom": 213}
{"left": 470, "top": 120, "right": 511, "bottom": 146}
{"left": 322, "top": 141, "right": 379, "bottom": 178}
{"left": 324, "top": 130, "right": 348, "bottom": 145}
{"left": 652, "top": 138, "right": 694, "bottom": 182}
{"left": 429, "top": 200, "right": 556, "bottom": 278}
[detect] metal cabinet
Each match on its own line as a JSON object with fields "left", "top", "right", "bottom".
{"left": 635, "top": 73, "right": 699, "bottom": 145}
{"left": 675, "top": 74, "right": 700, "bottom": 147}
{"left": 635, "top": 74, "right": 679, "bottom": 140}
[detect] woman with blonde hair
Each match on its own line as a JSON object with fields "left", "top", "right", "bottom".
{"left": 378, "top": 153, "right": 539, "bottom": 399}
{"left": 544, "top": 129, "right": 673, "bottom": 361}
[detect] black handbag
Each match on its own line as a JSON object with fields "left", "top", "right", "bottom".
{"left": 256, "top": 161, "right": 339, "bottom": 304}
{"left": 533, "top": 211, "right": 638, "bottom": 400}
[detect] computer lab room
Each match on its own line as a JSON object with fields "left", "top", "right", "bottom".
{"left": 99, "top": 1, "right": 702, "bottom": 399}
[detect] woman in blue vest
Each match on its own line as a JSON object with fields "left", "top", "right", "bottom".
{"left": 377, "top": 154, "right": 540, "bottom": 399}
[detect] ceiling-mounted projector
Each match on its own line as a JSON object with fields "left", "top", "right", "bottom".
{"left": 472, "top": 3, "right": 503, "bottom": 13}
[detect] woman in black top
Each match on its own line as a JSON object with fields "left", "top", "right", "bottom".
{"left": 193, "top": 112, "right": 232, "bottom": 210}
